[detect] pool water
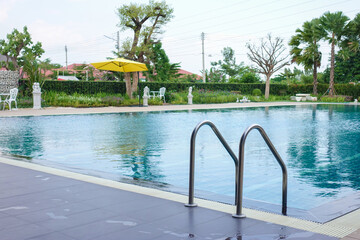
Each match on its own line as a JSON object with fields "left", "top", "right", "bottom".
{"left": 0, "top": 104, "right": 359, "bottom": 210}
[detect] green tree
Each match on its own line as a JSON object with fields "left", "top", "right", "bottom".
{"left": 209, "top": 47, "right": 250, "bottom": 82}
{"left": 0, "top": 26, "right": 44, "bottom": 71}
{"left": 247, "top": 34, "right": 289, "bottom": 99}
{"left": 238, "top": 71, "right": 261, "bottom": 83}
{"left": 278, "top": 67, "right": 304, "bottom": 83}
{"left": 206, "top": 67, "right": 224, "bottom": 82}
{"left": 289, "top": 18, "right": 326, "bottom": 95}
{"left": 146, "top": 42, "right": 180, "bottom": 81}
{"left": 320, "top": 11, "right": 350, "bottom": 96}
{"left": 117, "top": 0, "right": 174, "bottom": 98}
{"left": 322, "top": 50, "right": 360, "bottom": 83}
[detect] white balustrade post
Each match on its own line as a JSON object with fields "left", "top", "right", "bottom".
{"left": 32, "top": 82, "right": 42, "bottom": 109}
{"left": 188, "top": 87, "right": 193, "bottom": 105}
{"left": 143, "top": 86, "right": 150, "bottom": 107}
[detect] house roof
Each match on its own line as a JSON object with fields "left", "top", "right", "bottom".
{"left": 55, "top": 63, "right": 90, "bottom": 71}
{"left": 139, "top": 69, "right": 201, "bottom": 80}
{"left": 177, "top": 69, "right": 202, "bottom": 79}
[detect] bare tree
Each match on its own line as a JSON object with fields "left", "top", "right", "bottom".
{"left": 246, "top": 34, "right": 289, "bottom": 99}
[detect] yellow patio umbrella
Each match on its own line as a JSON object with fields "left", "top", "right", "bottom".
{"left": 90, "top": 58, "right": 148, "bottom": 72}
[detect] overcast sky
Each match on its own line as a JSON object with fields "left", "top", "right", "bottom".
{"left": 1, "top": 0, "right": 359, "bottom": 75}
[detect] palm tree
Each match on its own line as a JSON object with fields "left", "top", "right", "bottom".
{"left": 320, "top": 11, "right": 350, "bottom": 96}
{"left": 289, "top": 18, "right": 326, "bottom": 95}
{"left": 342, "top": 13, "right": 360, "bottom": 54}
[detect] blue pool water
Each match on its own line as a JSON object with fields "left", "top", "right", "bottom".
{"left": 0, "top": 104, "right": 359, "bottom": 210}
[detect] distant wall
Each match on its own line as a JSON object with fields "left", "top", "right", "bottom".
{"left": 0, "top": 70, "right": 19, "bottom": 93}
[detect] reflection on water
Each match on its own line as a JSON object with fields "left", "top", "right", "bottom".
{"left": 0, "top": 104, "right": 359, "bottom": 209}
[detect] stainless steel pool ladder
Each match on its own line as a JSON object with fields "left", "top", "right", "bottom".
{"left": 184, "top": 120, "right": 239, "bottom": 208}
{"left": 185, "top": 120, "right": 288, "bottom": 218}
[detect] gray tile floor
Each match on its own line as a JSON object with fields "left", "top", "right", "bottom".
{"left": 0, "top": 162, "right": 338, "bottom": 240}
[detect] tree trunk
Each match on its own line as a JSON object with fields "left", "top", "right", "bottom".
{"left": 329, "top": 33, "right": 335, "bottom": 96}
{"left": 313, "top": 61, "right": 318, "bottom": 95}
{"left": 265, "top": 74, "right": 271, "bottom": 99}
{"left": 124, "top": 72, "right": 132, "bottom": 98}
{"left": 131, "top": 72, "right": 139, "bottom": 96}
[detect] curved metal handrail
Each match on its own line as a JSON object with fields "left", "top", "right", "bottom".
{"left": 233, "top": 124, "right": 288, "bottom": 218}
{"left": 185, "top": 120, "right": 239, "bottom": 207}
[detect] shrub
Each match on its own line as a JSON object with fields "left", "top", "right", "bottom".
{"left": 252, "top": 88, "right": 262, "bottom": 96}
{"left": 320, "top": 96, "right": 346, "bottom": 102}
{"left": 42, "top": 91, "right": 144, "bottom": 107}
{"left": 19, "top": 80, "right": 360, "bottom": 100}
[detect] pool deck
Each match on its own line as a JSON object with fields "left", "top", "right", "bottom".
{"left": 0, "top": 157, "right": 352, "bottom": 240}
{"left": 0, "top": 101, "right": 328, "bottom": 117}
{"left": 1, "top": 102, "right": 360, "bottom": 239}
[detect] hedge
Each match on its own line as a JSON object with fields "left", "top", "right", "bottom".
{"left": 19, "top": 80, "right": 360, "bottom": 98}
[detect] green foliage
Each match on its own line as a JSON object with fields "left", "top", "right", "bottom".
{"left": 239, "top": 71, "right": 261, "bottom": 83}
{"left": 320, "top": 96, "right": 346, "bottom": 102}
{"left": 40, "top": 58, "right": 62, "bottom": 71}
{"left": 146, "top": 42, "right": 180, "bottom": 81}
{"left": 168, "top": 92, "right": 187, "bottom": 104}
{"left": 289, "top": 18, "right": 325, "bottom": 72}
{"left": 278, "top": 67, "right": 303, "bottom": 83}
{"left": 43, "top": 92, "right": 140, "bottom": 107}
{"left": 342, "top": 13, "right": 360, "bottom": 52}
{"left": 117, "top": 0, "right": 174, "bottom": 59}
{"left": 41, "top": 80, "right": 127, "bottom": 95}
{"left": 138, "top": 82, "right": 266, "bottom": 95}
{"left": 271, "top": 75, "right": 286, "bottom": 83}
{"left": 300, "top": 74, "right": 313, "bottom": 84}
{"left": 192, "top": 90, "right": 240, "bottom": 104}
{"left": 252, "top": 88, "right": 262, "bottom": 96}
{"left": 320, "top": 11, "right": 350, "bottom": 94}
{"left": 209, "top": 47, "right": 254, "bottom": 82}
{"left": 320, "top": 11, "right": 350, "bottom": 46}
{"left": 0, "top": 26, "right": 44, "bottom": 70}
{"left": 20, "top": 80, "right": 360, "bottom": 102}
{"left": 22, "top": 54, "right": 46, "bottom": 95}
{"left": 148, "top": 97, "right": 164, "bottom": 105}
{"left": 116, "top": 1, "right": 174, "bottom": 98}
{"left": 16, "top": 96, "right": 33, "bottom": 108}
{"left": 322, "top": 51, "right": 360, "bottom": 83}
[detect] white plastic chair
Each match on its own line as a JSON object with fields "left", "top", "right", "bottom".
{"left": 158, "top": 87, "right": 166, "bottom": 103}
{"left": 3, "top": 88, "right": 18, "bottom": 111}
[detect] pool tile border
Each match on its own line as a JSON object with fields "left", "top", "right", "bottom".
{"left": 1, "top": 156, "right": 359, "bottom": 238}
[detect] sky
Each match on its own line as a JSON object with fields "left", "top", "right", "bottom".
{"left": 0, "top": 0, "right": 359, "bottom": 76}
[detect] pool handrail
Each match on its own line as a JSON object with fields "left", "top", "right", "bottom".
{"left": 232, "top": 124, "right": 288, "bottom": 218}
{"left": 185, "top": 120, "right": 239, "bottom": 207}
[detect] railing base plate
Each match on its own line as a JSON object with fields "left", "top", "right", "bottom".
{"left": 232, "top": 214, "right": 246, "bottom": 219}
{"left": 184, "top": 203, "right": 198, "bottom": 207}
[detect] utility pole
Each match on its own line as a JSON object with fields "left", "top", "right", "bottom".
{"left": 201, "top": 32, "right": 205, "bottom": 83}
{"left": 104, "top": 31, "right": 120, "bottom": 57}
{"left": 65, "top": 45, "right": 68, "bottom": 70}
{"left": 117, "top": 31, "right": 120, "bottom": 56}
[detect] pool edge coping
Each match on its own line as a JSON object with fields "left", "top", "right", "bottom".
{"left": 0, "top": 156, "right": 358, "bottom": 238}
{"left": 0, "top": 101, "right": 335, "bottom": 117}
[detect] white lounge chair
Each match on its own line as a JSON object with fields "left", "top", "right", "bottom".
{"left": 3, "top": 88, "right": 18, "bottom": 111}
{"left": 158, "top": 87, "right": 166, "bottom": 103}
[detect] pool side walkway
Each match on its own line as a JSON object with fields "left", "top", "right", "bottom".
{"left": 0, "top": 157, "right": 340, "bottom": 240}
{"left": 0, "top": 101, "right": 325, "bottom": 117}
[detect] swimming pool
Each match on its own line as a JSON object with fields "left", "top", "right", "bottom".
{"left": 0, "top": 104, "right": 359, "bottom": 212}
